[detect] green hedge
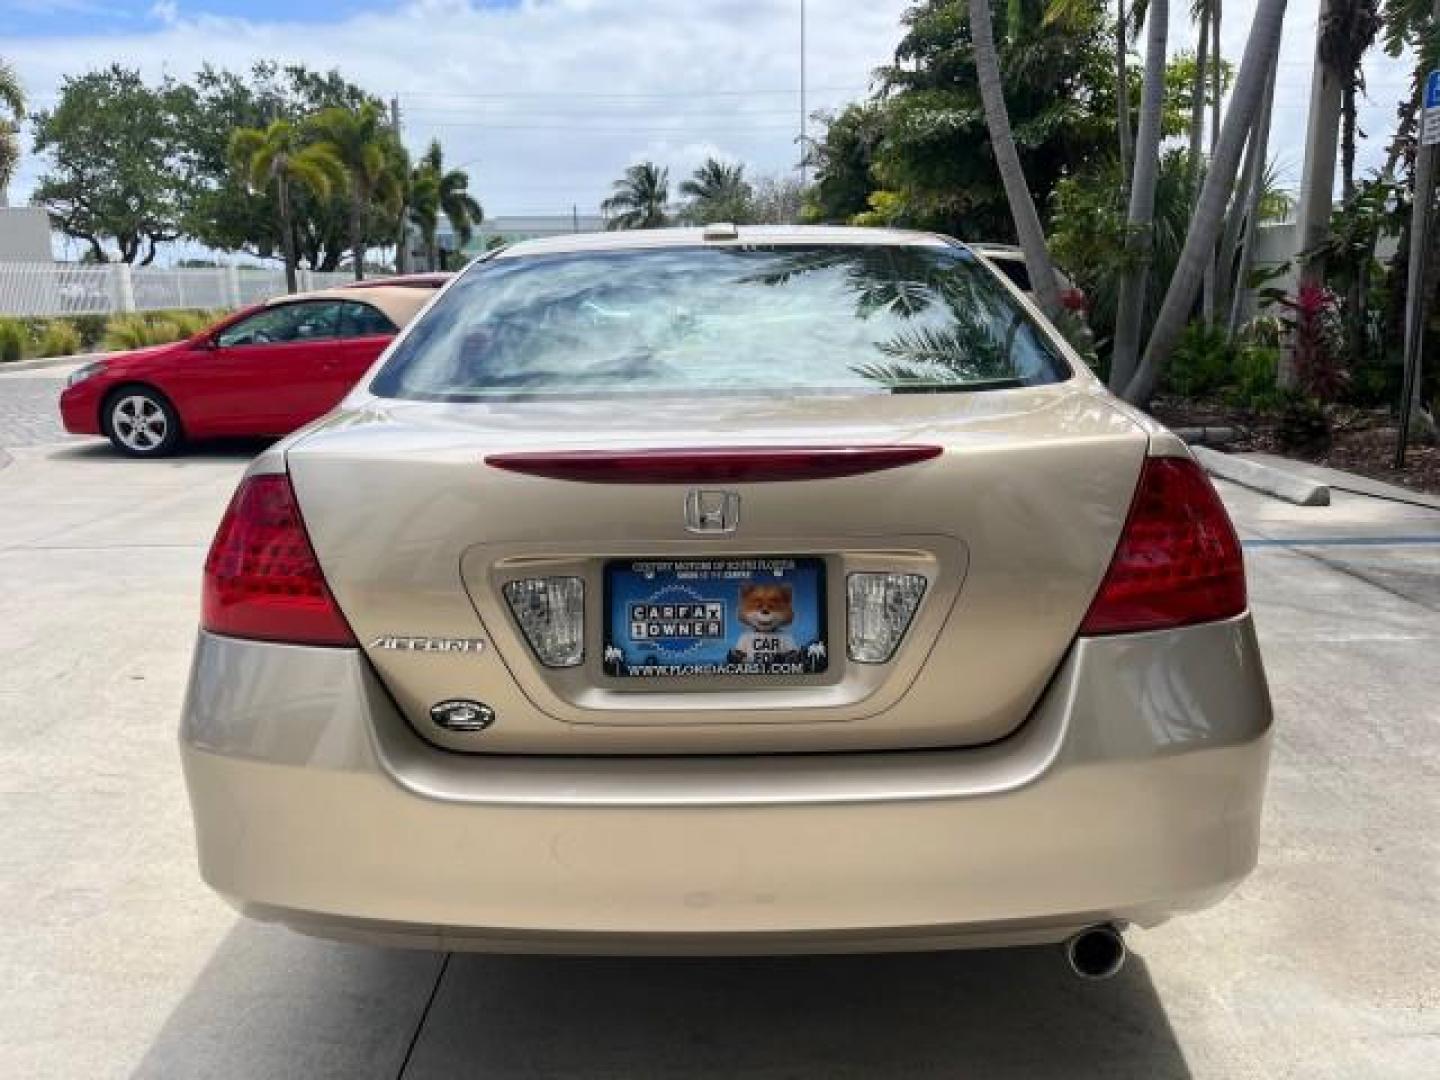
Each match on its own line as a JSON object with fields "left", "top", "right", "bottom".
{"left": 0, "top": 309, "right": 232, "bottom": 363}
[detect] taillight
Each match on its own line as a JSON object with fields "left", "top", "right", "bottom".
{"left": 202, "top": 474, "right": 356, "bottom": 647}
{"left": 1079, "top": 456, "right": 1245, "bottom": 635}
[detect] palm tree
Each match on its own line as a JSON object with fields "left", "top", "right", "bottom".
{"left": 967, "top": 0, "right": 1064, "bottom": 319}
{"left": 1123, "top": 0, "right": 1291, "bottom": 404}
{"left": 680, "top": 158, "right": 751, "bottom": 223}
{"left": 406, "top": 157, "right": 441, "bottom": 271}
{"left": 0, "top": 58, "right": 24, "bottom": 206}
{"left": 311, "top": 102, "right": 403, "bottom": 280}
{"left": 229, "top": 120, "right": 346, "bottom": 293}
{"left": 404, "top": 141, "right": 482, "bottom": 271}
{"left": 1320, "top": 0, "right": 1383, "bottom": 202}
{"left": 1115, "top": 0, "right": 1133, "bottom": 179}
{"left": 602, "top": 162, "right": 669, "bottom": 230}
{"left": 1109, "top": 0, "right": 1170, "bottom": 392}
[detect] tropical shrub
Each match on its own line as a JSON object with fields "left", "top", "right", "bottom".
{"left": 70, "top": 314, "right": 110, "bottom": 348}
{"left": 101, "top": 309, "right": 224, "bottom": 350}
{"left": 0, "top": 318, "right": 27, "bottom": 362}
{"left": 103, "top": 313, "right": 183, "bottom": 350}
{"left": 1165, "top": 323, "right": 1236, "bottom": 398}
{"left": 37, "top": 320, "right": 83, "bottom": 358}
{"left": 1264, "top": 283, "right": 1348, "bottom": 404}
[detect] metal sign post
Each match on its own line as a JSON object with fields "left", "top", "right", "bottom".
{"left": 1395, "top": 69, "right": 1440, "bottom": 468}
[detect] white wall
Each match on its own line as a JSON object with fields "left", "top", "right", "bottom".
{"left": 0, "top": 207, "right": 53, "bottom": 263}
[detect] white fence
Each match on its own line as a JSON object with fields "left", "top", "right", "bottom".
{"left": 0, "top": 262, "right": 354, "bottom": 318}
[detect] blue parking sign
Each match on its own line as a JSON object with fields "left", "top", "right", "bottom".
{"left": 1428, "top": 70, "right": 1440, "bottom": 110}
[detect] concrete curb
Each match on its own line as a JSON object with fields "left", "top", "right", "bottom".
{"left": 1172, "top": 425, "right": 1242, "bottom": 447}
{"left": 1192, "top": 445, "right": 1331, "bottom": 506}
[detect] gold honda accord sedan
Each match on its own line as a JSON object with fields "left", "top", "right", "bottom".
{"left": 181, "top": 226, "right": 1271, "bottom": 977}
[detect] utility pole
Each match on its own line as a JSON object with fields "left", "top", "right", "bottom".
{"left": 1289, "top": 0, "right": 1343, "bottom": 387}
{"left": 391, "top": 95, "right": 408, "bottom": 274}
{"left": 799, "top": 0, "right": 807, "bottom": 184}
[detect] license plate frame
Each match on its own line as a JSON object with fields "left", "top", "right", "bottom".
{"left": 602, "top": 556, "right": 829, "bottom": 681}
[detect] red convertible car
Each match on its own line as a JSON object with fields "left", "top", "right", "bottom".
{"left": 60, "top": 286, "right": 433, "bottom": 457}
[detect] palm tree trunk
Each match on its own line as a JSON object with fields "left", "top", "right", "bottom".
{"left": 1116, "top": 0, "right": 1132, "bottom": 183}
{"left": 1225, "top": 61, "right": 1277, "bottom": 336}
{"left": 1340, "top": 83, "right": 1358, "bottom": 203}
{"left": 1188, "top": 6, "right": 1210, "bottom": 193}
{"left": 1108, "top": 0, "right": 1170, "bottom": 392}
{"left": 1123, "top": 0, "right": 1291, "bottom": 404}
{"left": 396, "top": 201, "right": 409, "bottom": 274}
{"left": 351, "top": 192, "right": 366, "bottom": 281}
{"left": 1287, "top": 0, "right": 1343, "bottom": 389}
{"left": 967, "top": 0, "right": 1065, "bottom": 320}
{"left": 278, "top": 181, "right": 298, "bottom": 294}
{"left": 1203, "top": 0, "right": 1223, "bottom": 324}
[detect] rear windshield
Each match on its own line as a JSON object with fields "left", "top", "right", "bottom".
{"left": 370, "top": 244, "right": 1070, "bottom": 401}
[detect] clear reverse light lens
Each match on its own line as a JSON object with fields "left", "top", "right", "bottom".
{"left": 503, "top": 577, "right": 585, "bottom": 667}
{"left": 67, "top": 361, "right": 106, "bottom": 387}
{"left": 847, "top": 572, "right": 926, "bottom": 663}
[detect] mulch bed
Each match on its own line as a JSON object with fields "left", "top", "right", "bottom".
{"left": 1150, "top": 398, "right": 1440, "bottom": 499}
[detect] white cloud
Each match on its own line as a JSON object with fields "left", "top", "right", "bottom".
{"left": 6, "top": 0, "right": 1411, "bottom": 234}
{"left": 9, "top": 0, "right": 905, "bottom": 219}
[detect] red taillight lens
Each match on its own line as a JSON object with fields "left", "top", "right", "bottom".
{"left": 202, "top": 474, "right": 356, "bottom": 647}
{"left": 1079, "top": 456, "right": 1246, "bottom": 635}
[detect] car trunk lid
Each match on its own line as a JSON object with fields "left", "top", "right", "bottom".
{"left": 286, "top": 383, "right": 1148, "bottom": 754}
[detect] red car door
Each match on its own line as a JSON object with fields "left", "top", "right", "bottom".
{"left": 195, "top": 300, "right": 346, "bottom": 434}
{"left": 320, "top": 300, "right": 401, "bottom": 406}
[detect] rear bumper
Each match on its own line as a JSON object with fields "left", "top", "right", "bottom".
{"left": 180, "top": 616, "right": 1272, "bottom": 953}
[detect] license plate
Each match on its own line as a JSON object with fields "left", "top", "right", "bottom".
{"left": 603, "top": 557, "right": 828, "bottom": 680}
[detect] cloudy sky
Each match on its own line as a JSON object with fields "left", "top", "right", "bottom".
{"left": 0, "top": 0, "right": 1415, "bottom": 247}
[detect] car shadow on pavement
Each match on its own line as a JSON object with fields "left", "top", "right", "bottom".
{"left": 47, "top": 437, "right": 274, "bottom": 464}
{"left": 133, "top": 922, "right": 1191, "bottom": 1079}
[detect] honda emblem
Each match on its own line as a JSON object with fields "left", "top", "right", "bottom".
{"left": 684, "top": 490, "right": 740, "bottom": 534}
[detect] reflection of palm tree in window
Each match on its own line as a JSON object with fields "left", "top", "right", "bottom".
{"left": 733, "top": 247, "right": 940, "bottom": 320}
{"left": 734, "top": 246, "right": 1034, "bottom": 389}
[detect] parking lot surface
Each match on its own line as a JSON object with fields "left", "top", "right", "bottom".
{"left": 2, "top": 370, "right": 1437, "bottom": 1078}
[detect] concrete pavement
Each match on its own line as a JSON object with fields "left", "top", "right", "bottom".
{"left": 0, "top": 403, "right": 1436, "bottom": 1077}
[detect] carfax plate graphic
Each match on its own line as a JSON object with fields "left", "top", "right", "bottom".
{"left": 603, "top": 557, "right": 828, "bottom": 679}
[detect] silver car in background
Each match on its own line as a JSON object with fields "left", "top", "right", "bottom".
{"left": 182, "top": 226, "right": 1271, "bottom": 975}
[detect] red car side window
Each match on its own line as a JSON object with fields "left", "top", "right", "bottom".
{"left": 216, "top": 302, "right": 343, "bottom": 348}
{"left": 339, "top": 301, "right": 398, "bottom": 338}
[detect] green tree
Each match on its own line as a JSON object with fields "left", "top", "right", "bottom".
{"left": 1110, "top": 0, "right": 1171, "bottom": 390}
{"left": 968, "top": 0, "right": 1066, "bottom": 317}
{"left": 1124, "top": 0, "right": 1291, "bottom": 403}
{"left": 177, "top": 63, "right": 380, "bottom": 272}
{"left": 229, "top": 120, "right": 346, "bottom": 293}
{"left": 311, "top": 101, "right": 403, "bottom": 280}
{"left": 602, "top": 162, "right": 669, "bottom": 229}
{"left": 29, "top": 66, "right": 189, "bottom": 263}
{"left": 804, "top": 103, "right": 885, "bottom": 223}
{"left": 680, "top": 158, "right": 752, "bottom": 223}
{"left": 425, "top": 141, "right": 483, "bottom": 270}
{"left": 869, "top": 0, "right": 1115, "bottom": 237}
{"left": 405, "top": 155, "right": 440, "bottom": 271}
{"left": 0, "top": 58, "right": 23, "bottom": 205}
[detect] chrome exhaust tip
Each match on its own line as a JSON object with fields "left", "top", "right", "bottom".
{"left": 1065, "top": 924, "right": 1127, "bottom": 980}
